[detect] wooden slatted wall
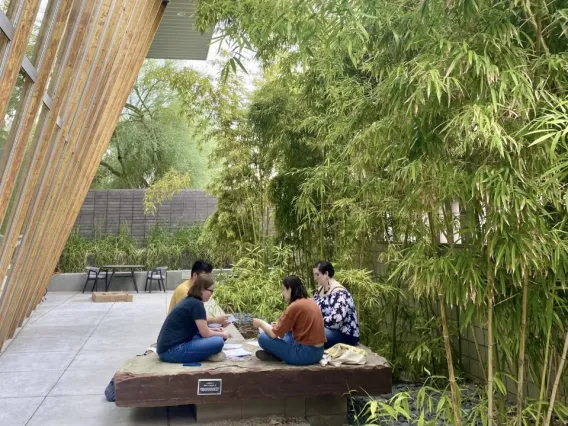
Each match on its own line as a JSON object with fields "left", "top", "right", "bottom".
{"left": 0, "top": 0, "right": 167, "bottom": 350}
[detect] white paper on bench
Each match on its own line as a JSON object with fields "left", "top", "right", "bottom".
{"left": 247, "top": 340, "right": 260, "bottom": 347}
{"left": 223, "top": 343, "right": 242, "bottom": 349}
{"left": 224, "top": 348, "right": 252, "bottom": 357}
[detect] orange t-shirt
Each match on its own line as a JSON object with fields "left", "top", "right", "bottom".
{"left": 272, "top": 298, "right": 326, "bottom": 346}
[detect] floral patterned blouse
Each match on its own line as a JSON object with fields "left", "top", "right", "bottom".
{"left": 313, "top": 286, "right": 360, "bottom": 338}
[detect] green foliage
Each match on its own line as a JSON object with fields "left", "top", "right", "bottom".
{"left": 353, "top": 379, "right": 486, "bottom": 426}
{"left": 144, "top": 170, "right": 191, "bottom": 215}
{"left": 194, "top": 0, "right": 568, "bottom": 424}
{"left": 57, "top": 224, "right": 211, "bottom": 272}
{"left": 213, "top": 246, "right": 292, "bottom": 321}
{"left": 92, "top": 60, "right": 218, "bottom": 190}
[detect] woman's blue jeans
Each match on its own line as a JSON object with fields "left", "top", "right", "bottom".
{"left": 159, "top": 335, "right": 224, "bottom": 363}
{"left": 258, "top": 332, "right": 324, "bottom": 366}
{"left": 324, "top": 327, "right": 359, "bottom": 349}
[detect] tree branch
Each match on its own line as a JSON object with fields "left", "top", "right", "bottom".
{"left": 99, "top": 160, "right": 125, "bottom": 179}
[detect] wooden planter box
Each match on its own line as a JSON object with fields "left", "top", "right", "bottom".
{"left": 92, "top": 292, "right": 133, "bottom": 303}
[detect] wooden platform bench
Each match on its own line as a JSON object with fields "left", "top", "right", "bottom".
{"left": 114, "top": 335, "right": 392, "bottom": 425}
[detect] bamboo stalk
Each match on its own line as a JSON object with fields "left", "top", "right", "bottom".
{"left": 544, "top": 327, "right": 568, "bottom": 426}
{"left": 470, "top": 324, "right": 487, "bottom": 381}
{"left": 439, "top": 293, "right": 462, "bottom": 426}
{"left": 516, "top": 272, "right": 529, "bottom": 425}
{"left": 487, "top": 236, "right": 495, "bottom": 426}
{"left": 536, "top": 289, "right": 554, "bottom": 426}
{"left": 428, "top": 211, "right": 461, "bottom": 426}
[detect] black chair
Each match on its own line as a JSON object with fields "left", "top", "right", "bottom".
{"left": 82, "top": 266, "right": 108, "bottom": 293}
{"left": 145, "top": 267, "right": 167, "bottom": 293}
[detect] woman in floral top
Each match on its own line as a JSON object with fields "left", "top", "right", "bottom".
{"left": 312, "top": 260, "right": 360, "bottom": 349}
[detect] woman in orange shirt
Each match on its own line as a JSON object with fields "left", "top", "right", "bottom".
{"left": 253, "top": 275, "right": 326, "bottom": 365}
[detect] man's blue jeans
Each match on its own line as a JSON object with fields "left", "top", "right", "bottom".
{"left": 324, "top": 327, "right": 359, "bottom": 349}
{"left": 258, "top": 332, "right": 324, "bottom": 366}
{"left": 158, "top": 335, "right": 224, "bottom": 363}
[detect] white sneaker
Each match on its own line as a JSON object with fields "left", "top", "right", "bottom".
{"left": 206, "top": 352, "right": 227, "bottom": 362}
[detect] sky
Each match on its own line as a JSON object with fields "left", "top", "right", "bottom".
{"left": 182, "top": 37, "right": 262, "bottom": 94}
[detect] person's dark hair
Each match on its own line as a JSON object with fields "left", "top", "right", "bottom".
{"left": 313, "top": 260, "right": 335, "bottom": 278}
{"left": 191, "top": 260, "right": 213, "bottom": 277}
{"left": 187, "top": 274, "right": 214, "bottom": 299}
{"left": 283, "top": 275, "right": 308, "bottom": 304}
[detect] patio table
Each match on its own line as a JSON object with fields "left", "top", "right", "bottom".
{"left": 103, "top": 264, "right": 145, "bottom": 293}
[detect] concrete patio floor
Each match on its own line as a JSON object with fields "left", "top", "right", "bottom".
{"left": 0, "top": 291, "right": 196, "bottom": 426}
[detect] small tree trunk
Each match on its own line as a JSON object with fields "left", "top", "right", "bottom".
{"left": 516, "top": 272, "right": 529, "bottom": 425}
{"left": 544, "top": 327, "right": 568, "bottom": 426}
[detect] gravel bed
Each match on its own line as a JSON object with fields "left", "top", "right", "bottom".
{"left": 348, "top": 382, "right": 486, "bottom": 425}
{"left": 231, "top": 313, "right": 257, "bottom": 339}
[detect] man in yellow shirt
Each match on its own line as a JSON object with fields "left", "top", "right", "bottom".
{"left": 168, "top": 260, "right": 229, "bottom": 326}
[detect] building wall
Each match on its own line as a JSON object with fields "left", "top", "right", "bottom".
{"left": 74, "top": 189, "right": 217, "bottom": 242}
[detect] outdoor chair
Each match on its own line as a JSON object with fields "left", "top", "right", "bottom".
{"left": 145, "top": 266, "right": 167, "bottom": 293}
{"left": 82, "top": 266, "right": 109, "bottom": 293}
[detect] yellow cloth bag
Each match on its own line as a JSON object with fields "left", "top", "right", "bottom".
{"left": 320, "top": 343, "right": 367, "bottom": 366}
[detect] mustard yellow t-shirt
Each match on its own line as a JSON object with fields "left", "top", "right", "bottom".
{"left": 168, "top": 280, "right": 192, "bottom": 314}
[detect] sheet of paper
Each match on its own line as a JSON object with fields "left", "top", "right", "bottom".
{"left": 223, "top": 348, "right": 252, "bottom": 357}
{"left": 247, "top": 340, "right": 260, "bottom": 347}
{"left": 208, "top": 323, "right": 222, "bottom": 328}
{"left": 227, "top": 314, "right": 237, "bottom": 323}
{"left": 223, "top": 343, "right": 242, "bottom": 349}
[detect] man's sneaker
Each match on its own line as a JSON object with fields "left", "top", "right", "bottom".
{"left": 206, "top": 352, "right": 227, "bottom": 362}
{"left": 255, "top": 350, "right": 281, "bottom": 362}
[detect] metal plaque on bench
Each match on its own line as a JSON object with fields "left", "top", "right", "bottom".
{"left": 197, "top": 379, "right": 222, "bottom": 395}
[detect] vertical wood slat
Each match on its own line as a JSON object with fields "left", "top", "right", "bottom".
{"left": 0, "top": 0, "right": 167, "bottom": 347}
{"left": 0, "top": 0, "right": 42, "bottom": 177}
{"left": 0, "top": 0, "right": 102, "bottom": 344}
{"left": 12, "top": 0, "right": 145, "bottom": 330}
{"left": 23, "top": 0, "right": 165, "bottom": 332}
{"left": 27, "top": 0, "right": 166, "bottom": 318}
{"left": 0, "top": 0, "right": 94, "bottom": 288}
{"left": 0, "top": 1, "right": 41, "bottom": 123}
{"left": 0, "top": 0, "right": 74, "bottom": 236}
{"left": 2, "top": 0, "right": 133, "bottom": 338}
{"left": 26, "top": 0, "right": 165, "bottom": 321}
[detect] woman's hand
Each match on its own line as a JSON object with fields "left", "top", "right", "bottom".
{"left": 222, "top": 331, "right": 232, "bottom": 340}
{"left": 254, "top": 318, "right": 277, "bottom": 339}
{"left": 214, "top": 315, "right": 231, "bottom": 327}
